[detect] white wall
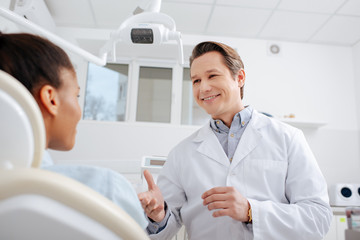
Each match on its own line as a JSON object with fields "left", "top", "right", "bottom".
{"left": 49, "top": 31, "right": 360, "bottom": 186}
{"left": 353, "top": 41, "right": 360, "bottom": 184}
{"left": 353, "top": 40, "right": 360, "bottom": 150}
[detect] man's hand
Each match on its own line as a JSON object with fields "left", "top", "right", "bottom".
{"left": 138, "top": 170, "right": 166, "bottom": 222}
{"left": 201, "top": 186, "right": 250, "bottom": 222}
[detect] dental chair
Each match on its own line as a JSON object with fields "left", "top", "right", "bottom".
{"left": 0, "top": 70, "right": 149, "bottom": 240}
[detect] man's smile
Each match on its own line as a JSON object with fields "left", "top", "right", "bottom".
{"left": 201, "top": 94, "right": 220, "bottom": 101}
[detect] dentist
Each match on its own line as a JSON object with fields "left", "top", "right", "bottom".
{"left": 138, "top": 41, "right": 332, "bottom": 240}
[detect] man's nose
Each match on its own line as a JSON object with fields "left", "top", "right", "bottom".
{"left": 200, "top": 80, "right": 211, "bottom": 92}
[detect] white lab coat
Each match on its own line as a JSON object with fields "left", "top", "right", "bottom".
{"left": 151, "top": 110, "right": 332, "bottom": 240}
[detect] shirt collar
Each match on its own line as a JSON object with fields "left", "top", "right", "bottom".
{"left": 210, "top": 106, "right": 253, "bottom": 134}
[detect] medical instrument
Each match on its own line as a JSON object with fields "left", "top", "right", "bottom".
{"left": 99, "top": 0, "right": 184, "bottom": 64}
{"left": 1, "top": 0, "right": 184, "bottom": 66}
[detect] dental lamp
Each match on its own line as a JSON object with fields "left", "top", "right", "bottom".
{"left": 100, "top": 0, "right": 184, "bottom": 65}
{"left": 0, "top": 0, "right": 184, "bottom": 66}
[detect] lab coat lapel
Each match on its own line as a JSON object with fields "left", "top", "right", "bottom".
{"left": 193, "top": 123, "right": 230, "bottom": 167}
{"left": 231, "top": 110, "right": 265, "bottom": 168}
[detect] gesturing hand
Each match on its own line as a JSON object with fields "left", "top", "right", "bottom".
{"left": 138, "top": 170, "right": 166, "bottom": 222}
{"left": 201, "top": 186, "right": 250, "bottom": 222}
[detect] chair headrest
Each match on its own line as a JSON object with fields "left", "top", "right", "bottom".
{"left": 0, "top": 70, "right": 45, "bottom": 169}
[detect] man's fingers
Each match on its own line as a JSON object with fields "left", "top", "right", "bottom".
{"left": 212, "top": 209, "right": 230, "bottom": 218}
{"left": 137, "top": 192, "right": 146, "bottom": 201}
{"left": 138, "top": 193, "right": 150, "bottom": 209}
{"left": 202, "top": 186, "right": 230, "bottom": 199}
{"left": 207, "top": 201, "right": 228, "bottom": 211}
{"left": 203, "top": 193, "right": 228, "bottom": 205}
{"left": 146, "top": 198, "right": 157, "bottom": 211}
{"left": 143, "top": 169, "right": 157, "bottom": 190}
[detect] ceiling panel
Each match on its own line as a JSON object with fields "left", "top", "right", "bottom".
{"left": 91, "top": 0, "right": 138, "bottom": 28}
{"left": 0, "top": 0, "right": 10, "bottom": 8}
{"left": 311, "top": 15, "right": 360, "bottom": 45}
{"left": 216, "top": 0, "right": 280, "bottom": 9}
{"left": 45, "top": 0, "right": 95, "bottom": 27}
{"left": 259, "top": 11, "right": 329, "bottom": 41}
{"left": 162, "top": 2, "right": 212, "bottom": 34}
{"left": 163, "top": 0, "right": 214, "bottom": 3}
{"left": 278, "top": 0, "right": 346, "bottom": 14}
{"left": 18, "top": 0, "right": 360, "bottom": 47}
{"left": 207, "top": 6, "right": 271, "bottom": 37}
{"left": 337, "top": 0, "right": 360, "bottom": 16}
{"left": 216, "top": 0, "right": 280, "bottom": 8}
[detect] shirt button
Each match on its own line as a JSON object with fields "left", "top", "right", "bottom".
{"left": 230, "top": 157, "right": 233, "bottom": 162}
{"left": 241, "top": 121, "right": 245, "bottom": 126}
{"left": 230, "top": 133, "right": 234, "bottom": 137}
{"left": 216, "top": 121, "right": 220, "bottom": 124}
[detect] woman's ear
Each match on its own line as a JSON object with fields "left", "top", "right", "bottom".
{"left": 38, "top": 85, "right": 59, "bottom": 116}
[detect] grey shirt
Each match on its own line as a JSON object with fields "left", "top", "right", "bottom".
{"left": 210, "top": 106, "right": 253, "bottom": 161}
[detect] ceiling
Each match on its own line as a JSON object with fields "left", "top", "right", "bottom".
{"left": 42, "top": 0, "right": 360, "bottom": 47}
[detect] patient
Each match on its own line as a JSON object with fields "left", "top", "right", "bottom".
{"left": 0, "top": 32, "right": 148, "bottom": 229}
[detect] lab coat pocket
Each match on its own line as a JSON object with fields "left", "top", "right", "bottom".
{"left": 244, "top": 159, "right": 288, "bottom": 201}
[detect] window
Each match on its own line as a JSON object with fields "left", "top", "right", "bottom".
{"left": 83, "top": 63, "right": 128, "bottom": 121}
{"left": 136, "top": 67, "right": 172, "bottom": 123}
{"left": 83, "top": 63, "right": 209, "bottom": 125}
{"left": 181, "top": 68, "right": 208, "bottom": 125}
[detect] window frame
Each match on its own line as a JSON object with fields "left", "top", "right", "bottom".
{"left": 83, "top": 58, "right": 190, "bottom": 125}
{"left": 127, "top": 59, "right": 184, "bottom": 125}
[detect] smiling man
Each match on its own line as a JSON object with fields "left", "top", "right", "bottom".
{"left": 139, "top": 41, "right": 332, "bottom": 240}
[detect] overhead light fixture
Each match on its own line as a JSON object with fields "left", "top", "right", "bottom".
{"left": 99, "top": 0, "right": 184, "bottom": 65}
{"left": 0, "top": 0, "right": 184, "bottom": 66}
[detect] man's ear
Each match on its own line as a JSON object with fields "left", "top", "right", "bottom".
{"left": 237, "top": 69, "right": 245, "bottom": 88}
{"left": 38, "top": 85, "right": 59, "bottom": 116}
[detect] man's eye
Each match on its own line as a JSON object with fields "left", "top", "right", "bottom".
{"left": 193, "top": 79, "right": 200, "bottom": 84}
